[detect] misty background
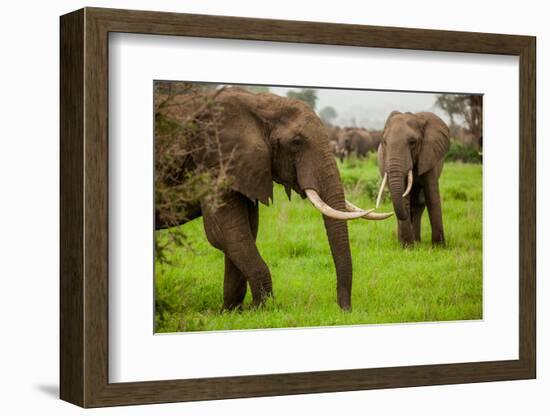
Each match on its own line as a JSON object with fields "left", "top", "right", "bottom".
{"left": 270, "top": 86, "right": 446, "bottom": 130}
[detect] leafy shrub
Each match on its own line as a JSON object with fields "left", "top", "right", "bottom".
{"left": 155, "top": 82, "right": 233, "bottom": 262}
{"left": 154, "top": 267, "right": 186, "bottom": 331}
{"left": 340, "top": 174, "right": 388, "bottom": 204}
{"left": 362, "top": 177, "right": 388, "bottom": 203}
{"left": 342, "top": 155, "right": 370, "bottom": 169}
{"left": 446, "top": 141, "right": 482, "bottom": 164}
{"left": 339, "top": 168, "right": 362, "bottom": 187}
{"left": 447, "top": 187, "right": 468, "bottom": 201}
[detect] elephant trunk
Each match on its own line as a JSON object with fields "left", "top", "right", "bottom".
{"left": 319, "top": 152, "right": 353, "bottom": 310}
{"left": 388, "top": 169, "right": 408, "bottom": 221}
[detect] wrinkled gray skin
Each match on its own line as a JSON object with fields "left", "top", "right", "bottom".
{"left": 157, "top": 87, "right": 357, "bottom": 310}
{"left": 378, "top": 111, "right": 450, "bottom": 246}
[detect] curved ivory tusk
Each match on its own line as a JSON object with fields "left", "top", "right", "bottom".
{"left": 345, "top": 200, "right": 367, "bottom": 213}
{"left": 346, "top": 200, "right": 394, "bottom": 221}
{"left": 361, "top": 211, "right": 394, "bottom": 220}
{"left": 305, "top": 189, "right": 368, "bottom": 220}
{"left": 402, "top": 170, "right": 413, "bottom": 198}
{"left": 375, "top": 172, "right": 388, "bottom": 208}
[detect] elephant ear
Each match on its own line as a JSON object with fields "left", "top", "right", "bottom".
{"left": 214, "top": 89, "right": 275, "bottom": 205}
{"left": 416, "top": 112, "right": 450, "bottom": 176}
{"left": 228, "top": 130, "right": 272, "bottom": 206}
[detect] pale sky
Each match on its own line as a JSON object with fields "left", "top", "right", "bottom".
{"left": 268, "top": 86, "right": 452, "bottom": 130}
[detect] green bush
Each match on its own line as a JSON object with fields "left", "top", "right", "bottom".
{"left": 339, "top": 168, "right": 362, "bottom": 187}
{"left": 338, "top": 157, "right": 388, "bottom": 204}
{"left": 154, "top": 265, "right": 187, "bottom": 332}
{"left": 362, "top": 177, "right": 388, "bottom": 203}
{"left": 447, "top": 187, "right": 468, "bottom": 201}
{"left": 446, "top": 141, "right": 482, "bottom": 164}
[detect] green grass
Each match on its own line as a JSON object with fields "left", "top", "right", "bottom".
{"left": 155, "top": 156, "right": 482, "bottom": 332}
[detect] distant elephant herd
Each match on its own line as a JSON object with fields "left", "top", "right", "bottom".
{"left": 156, "top": 87, "right": 450, "bottom": 311}
{"left": 328, "top": 126, "right": 382, "bottom": 162}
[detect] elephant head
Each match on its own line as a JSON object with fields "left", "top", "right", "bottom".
{"left": 339, "top": 127, "right": 354, "bottom": 155}
{"left": 378, "top": 111, "right": 450, "bottom": 221}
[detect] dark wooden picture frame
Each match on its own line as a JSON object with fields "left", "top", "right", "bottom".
{"left": 60, "top": 7, "right": 536, "bottom": 408}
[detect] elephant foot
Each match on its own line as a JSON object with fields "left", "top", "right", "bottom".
{"left": 398, "top": 231, "right": 416, "bottom": 247}
{"left": 338, "top": 299, "right": 351, "bottom": 312}
{"left": 399, "top": 233, "right": 416, "bottom": 247}
{"left": 400, "top": 239, "right": 415, "bottom": 248}
{"left": 250, "top": 286, "right": 273, "bottom": 308}
{"left": 222, "top": 300, "right": 245, "bottom": 312}
{"left": 337, "top": 290, "right": 352, "bottom": 311}
{"left": 397, "top": 221, "right": 415, "bottom": 247}
{"left": 431, "top": 232, "right": 445, "bottom": 246}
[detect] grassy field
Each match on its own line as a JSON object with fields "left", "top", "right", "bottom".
{"left": 155, "top": 157, "right": 482, "bottom": 333}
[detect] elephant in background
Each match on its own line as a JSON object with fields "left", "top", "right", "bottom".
{"left": 327, "top": 125, "right": 344, "bottom": 161}
{"left": 156, "top": 87, "right": 391, "bottom": 310}
{"left": 369, "top": 129, "right": 383, "bottom": 151}
{"left": 336, "top": 128, "right": 381, "bottom": 161}
{"left": 376, "top": 111, "right": 450, "bottom": 246}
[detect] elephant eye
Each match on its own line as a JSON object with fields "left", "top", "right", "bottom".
{"left": 289, "top": 135, "right": 304, "bottom": 152}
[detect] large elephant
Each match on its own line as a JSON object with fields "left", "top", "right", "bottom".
{"left": 376, "top": 111, "right": 450, "bottom": 246}
{"left": 156, "top": 87, "right": 391, "bottom": 310}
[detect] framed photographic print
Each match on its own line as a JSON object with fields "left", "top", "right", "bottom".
{"left": 60, "top": 7, "right": 536, "bottom": 408}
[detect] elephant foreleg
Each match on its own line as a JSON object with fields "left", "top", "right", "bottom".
{"left": 202, "top": 192, "right": 273, "bottom": 308}
{"left": 411, "top": 203, "right": 425, "bottom": 242}
{"left": 225, "top": 240, "right": 272, "bottom": 307}
{"left": 397, "top": 195, "right": 414, "bottom": 246}
{"left": 397, "top": 219, "right": 414, "bottom": 246}
{"left": 424, "top": 173, "right": 445, "bottom": 245}
{"left": 223, "top": 257, "right": 247, "bottom": 310}
{"left": 410, "top": 187, "right": 425, "bottom": 242}
{"left": 246, "top": 200, "right": 272, "bottom": 294}
{"left": 222, "top": 201, "right": 261, "bottom": 310}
